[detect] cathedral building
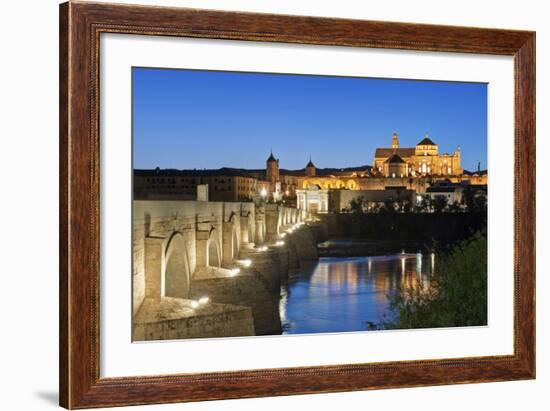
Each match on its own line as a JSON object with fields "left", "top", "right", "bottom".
{"left": 373, "top": 132, "right": 463, "bottom": 178}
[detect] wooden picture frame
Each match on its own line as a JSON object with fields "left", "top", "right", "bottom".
{"left": 59, "top": 1, "right": 535, "bottom": 408}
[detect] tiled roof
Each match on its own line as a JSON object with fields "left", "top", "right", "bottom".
{"left": 385, "top": 153, "right": 406, "bottom": 164}
{"left": 375, "top": 148, "right": 415, "bottom": 158}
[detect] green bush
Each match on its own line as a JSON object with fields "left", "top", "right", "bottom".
{"left": 385, "top": 230, "right": 487, "bottom": 329}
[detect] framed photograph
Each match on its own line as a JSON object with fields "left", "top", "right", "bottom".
{"left": 59, "top": 1, "right": 535, "bottom": 408}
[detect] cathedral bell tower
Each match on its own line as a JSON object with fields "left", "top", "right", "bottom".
{"left": 305, "top": 156, "right": 316, "bottom": 177}
{"left": 266, "top": 150, "right": 279, "bottom": 186}
{"left": 391, "top": 131, "right": 399, "bottom": 149}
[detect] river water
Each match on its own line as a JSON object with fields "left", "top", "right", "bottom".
{"left": 280, "top": 252, "right": 435, "bottom": 335}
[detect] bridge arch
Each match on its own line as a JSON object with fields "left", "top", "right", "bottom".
{"left": 164, "top": 231, "right": 191, "bottom": 298}
{"left": 207, "top": 227, "right": 221, "bottom": 268}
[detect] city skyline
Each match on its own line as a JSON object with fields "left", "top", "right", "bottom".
{"left": 133, "top": 67, "right": 487, "bottom": 171}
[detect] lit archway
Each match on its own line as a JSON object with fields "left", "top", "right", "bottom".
{"left": 164, "top": 232, "right": 191, "bottom": 298}
{"left": 207, "top": 228, "right": 221, "bottom": 268}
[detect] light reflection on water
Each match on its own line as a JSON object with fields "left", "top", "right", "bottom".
{"left": 281, "top": 253, "right": 434, "bottom": 335}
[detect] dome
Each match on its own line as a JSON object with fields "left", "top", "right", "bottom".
{"left": 417, "top": 133, "right": 437, "bottom": 146}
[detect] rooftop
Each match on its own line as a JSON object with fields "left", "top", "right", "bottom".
{"left": 417, "top": 137, "right": 437, "bottom": 146}
{"left": 375, "top": 147, "right": 416, "bottom": 158}
{"left": 385, "top": 153, "right": 406, "bottom": 164}
{"left": 135, "top": 164, "right": 373, "bottom": 178}
{"left": 267, "top": 151, "right": 277, "bottom": 162}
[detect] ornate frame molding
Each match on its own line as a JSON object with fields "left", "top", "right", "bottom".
{"left": 59, "top": 1, "right": 535, "bottom": 408}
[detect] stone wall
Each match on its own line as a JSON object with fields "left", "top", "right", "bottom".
{"left": 190, "top": 273, "right": 281, "bottom": 335}
{"left": 318, "top": 212, "right": 487, "bottom": 248}
{"left": 133, "top": 297, "right": 254, "bottom": 341}
{"left": 285, "top": 227, "right": 319, "bottom": 261}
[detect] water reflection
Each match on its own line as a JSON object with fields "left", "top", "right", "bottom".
{"left": 281, "top": 253, "right": 434, "bottom": 335}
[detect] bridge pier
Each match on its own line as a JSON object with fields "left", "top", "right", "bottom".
{"left": 255, "top": 207, "right": 266, "bottom": 244}
{"left": 195, "top": 223, "right": 210, "bottom": 268}
{"left": 240, "top": 213, "right": 253, "bottom": 248}
{"left": 222, "top": 215, "right": 239, "bottom": 267}
{"left": 265, "top": 204, "right": 281, "bottom": 242}
{"left": 143, "top": 236, "right": 165, "bottom": 302}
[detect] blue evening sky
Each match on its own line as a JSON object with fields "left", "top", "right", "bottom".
{"left": 133, "top": 67, "right": 487, "bottom": 171}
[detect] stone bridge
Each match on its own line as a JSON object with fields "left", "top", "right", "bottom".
{"left": 132, "top": 200, "right": 312, "bottom": 341}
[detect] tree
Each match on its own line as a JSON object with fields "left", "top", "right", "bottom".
{"left": 394, "top": 188, "right": 408, "bottom": 213}
{"left": 462, "top": 187, "right": 475, "bottom": 212}
{"left": 448, "top": 200, "right": 461, "bottom": 213}
{"left": 473, "top": 194, "right": 487, "bottom": 212}
{"left": 385, "top": 230, "right": 487, "bottom": 329}
{"left": 348, "top": 196, "right": 366, "bottom": 214}
{"left": 432, "top": 195, "right": 448, "bottom": 213}
{"left": 381, "top": 198, "right": 397, "bottom": 213}
{"left": 417, "top": 196, "right": 431, "bottom": 213}
{"left": 368, "top": 202, "right": 381, "bottom": 214}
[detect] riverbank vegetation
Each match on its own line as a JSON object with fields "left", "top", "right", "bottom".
{"left": 344, "top": 186, "right": 487, "bottom": 215}
{"left": 383, "top": 230, "right": 487, "bottom": 330}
